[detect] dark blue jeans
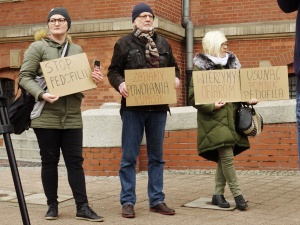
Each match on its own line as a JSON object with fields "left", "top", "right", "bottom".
{"left": 33, "top": 128, "right": 88, "bottom": 207}
{"left": 120, "top": 110, "right": 167, "bottom": 207}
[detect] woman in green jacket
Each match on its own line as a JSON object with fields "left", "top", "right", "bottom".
{"left": 188, "top": 30, "right": 258, "bottom": 210}
{"left": 18, "top": 7, "right": 104, "bottom": 222}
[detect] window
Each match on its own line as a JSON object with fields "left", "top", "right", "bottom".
{"left": 288, "top": 73, "right": 296, "bottom": 99}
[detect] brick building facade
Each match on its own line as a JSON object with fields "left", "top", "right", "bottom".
{"left": 0, "top": 0, "right": 296, "bottom": 106}
{"left": 0, "top": 0, "right": 298, "bottom": 173}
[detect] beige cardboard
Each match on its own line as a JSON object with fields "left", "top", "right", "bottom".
{"left": 193, "top": 69, "right": 241, "bottom": 104}
{"left": 193, "top": 66, "right": 289, "bottom": 104}
{"left": 40, "top": 53, "right": 96, "bottom": 96}
{"left": 125, "top": 67, "right": 177, "bottom": 106}
{"left": 240, "top": 66, "right": 289, "bottom": 101}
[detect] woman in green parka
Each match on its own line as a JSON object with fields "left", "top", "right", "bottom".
{"left": 188, "top": 30, "right": 258, "bottom": 211}
{"left": 18, "top": 7, "right": 104, "bottom": 222}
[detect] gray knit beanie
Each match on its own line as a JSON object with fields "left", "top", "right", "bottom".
{"left": 47, "top": 7, "right": 71, "bottom": 30}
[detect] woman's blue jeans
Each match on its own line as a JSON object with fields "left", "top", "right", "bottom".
{"left": 120, "top": 110, "right": 167, "bottom": 207}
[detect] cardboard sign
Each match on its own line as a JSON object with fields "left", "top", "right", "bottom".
{"left": 125, "top": 67, "right": 177, "bottom": 106}
{"left": 193, "top": 66, "right": 289, "bottom": 104}
{"left": 40, "top": 53, "right": 96, "bottom": 96}
{"left": 240, "top": 66, "right": 289, "bottom": 101}
{"left": 193, "top": 69, "right": 241, "bottom": 104}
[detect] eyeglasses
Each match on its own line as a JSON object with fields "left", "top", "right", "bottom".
{"left": 221, "top": 42, "right": 228, "bottom": 47}
{"left": 48, "top": 18, "right": 66, "bottom": 25}
{"left": 138, "top": 14, "right": 154, "bottom": 20}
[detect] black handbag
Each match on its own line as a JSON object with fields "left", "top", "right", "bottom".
{"left": 8, "top": 85, "right": 35, "bottom": 134}
{"left": 236, "top": 103, "right": 263, "bottom": 137}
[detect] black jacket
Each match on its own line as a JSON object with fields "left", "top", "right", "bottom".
{"left": 277, "top": 0, "right": 300, "bottom": 91}
{"left": 108, "top": 32, "right": 180, "bottom": 114}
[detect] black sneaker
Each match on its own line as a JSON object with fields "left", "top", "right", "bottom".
{"left": 76, "top": 203, "right": 104, "bottom": 222}
{"left": 45, "top": 202, "right": 58, "bottom": 220}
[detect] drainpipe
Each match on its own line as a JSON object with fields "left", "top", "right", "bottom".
{"left": 182, "top": 0, "right": 194, "bottom": 106}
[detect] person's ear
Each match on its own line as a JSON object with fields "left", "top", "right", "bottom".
{"left": 132, "top": 22, "right": 137, "bottom": 30}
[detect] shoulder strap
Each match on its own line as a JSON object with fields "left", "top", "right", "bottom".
{"left": 61, "top": 41, "right": 68, "bottom": 58}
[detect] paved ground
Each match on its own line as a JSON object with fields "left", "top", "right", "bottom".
{"left": 0, "top": 159, "right": 300, "bottom": 225}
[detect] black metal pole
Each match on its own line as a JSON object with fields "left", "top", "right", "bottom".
{"left": 0, "top": 95, "right": 31, "bottom": 224}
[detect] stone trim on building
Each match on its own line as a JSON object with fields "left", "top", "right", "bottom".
{"left": 0, "top": 18, "right": 296, "bottom": 43}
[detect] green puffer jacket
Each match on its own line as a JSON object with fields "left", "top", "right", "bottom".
{"left": 19, "top": 29, "right": 84, "bottom": 129}
{"left": 188, "top": 53, "right": 250, "bottom": 162}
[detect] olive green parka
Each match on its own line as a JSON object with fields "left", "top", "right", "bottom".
{"left": 188, "top": 52, "right": 250, "bottom": 162}
{"left": 19, "top": 29, "right": 84, "bottom": 129}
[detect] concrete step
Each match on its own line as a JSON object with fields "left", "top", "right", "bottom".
{"left": 0, "top": 129, "right": 64, "bottom": 164}
{"left": 0, "top": 147, "right": 40, "bottom": 161}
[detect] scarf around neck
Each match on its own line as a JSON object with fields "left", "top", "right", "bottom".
{"left": 205, "top": 53, "right": 229, "bottom": 66}
{"left": 134, "top": 28, "right": 160, "bottom": 68}
{"left": 193, "top": 52, "right": 241, "bottom": 70}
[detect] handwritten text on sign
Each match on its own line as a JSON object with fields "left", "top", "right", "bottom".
{"left": 125, "top": 67, "right": 177, "bottom": 106}
{"left": 40, "top": 53, "right": 96, "bottom": 96}
{"left": 193, "top": 69, "right": 241, "bottom": 104}
{"left": 240, "top": 66, "right": 289, "bottom": 101}
{"left": 193, "top": 66, "right": 289, "bottom": 104}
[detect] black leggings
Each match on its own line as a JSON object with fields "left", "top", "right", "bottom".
{"left": 34, "top": 128, "right": 88, "bottom": 207}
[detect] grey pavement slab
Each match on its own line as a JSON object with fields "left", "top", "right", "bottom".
{"left": 9, "top": 193, "right": 73, "bottom": 205}
{"left": 0, "top": 189, "right": 73, "bottom": 205}
{"left": 183, "top": 197, "right": 236, "bottom": 210}
{"left": 0, "top": 189, "right": 32, "bottom": 201}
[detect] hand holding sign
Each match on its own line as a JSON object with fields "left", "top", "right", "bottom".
{"left": 41, "top": 92, "right": 60, "bottom": 104}
{"left": 119, "top": 82, "right": 128, "bottom": 98}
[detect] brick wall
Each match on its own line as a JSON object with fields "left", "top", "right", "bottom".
{"left": 0, "top": 0, "right": 296, "bottom": 108}
{"left": 0, "top": 0, "right": 294, "bottom": 27}
{"left": 82, "top": 123, "right": 298, "bottom": 176}
{"left": 190, "top": 0, "right": 297, "bottom": 26}
{"left": 0, "top": 36, "right": 185, "bottom": 110}
{"left": 194, "top": 38, "right": 295, "bottom": 69}
{"left": 0, "top": 0, "right": 182, "bottom": 26}
{"left": 2, "top": 38, "right": 294, "bottom": 109}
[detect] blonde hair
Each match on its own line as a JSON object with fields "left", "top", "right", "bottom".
{"left": 202, "top": 30, "right": 227, "bottom": 57}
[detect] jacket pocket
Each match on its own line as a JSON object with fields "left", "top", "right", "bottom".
{"left": 159, "top": 51, "right": 170, "bottom": 67}
{"left": 127, "top": 49, "right": 144, "bottom": 69}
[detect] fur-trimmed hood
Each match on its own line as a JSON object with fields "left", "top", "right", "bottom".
{"left": 193, "top": 52, "right": 241, "bottom": 70}
{"left": 34, "top": 28, "right": 72, "bottom": 43}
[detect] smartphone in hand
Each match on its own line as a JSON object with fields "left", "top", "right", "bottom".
{"left": 93, "top": 60, "right": 100, "bottom": 71}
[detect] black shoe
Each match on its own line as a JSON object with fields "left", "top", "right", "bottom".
{"left": 234, "top": 195, "right": 248, "bottom": 210}
{"left": 212, "top": 195, "right": 230, "bottom": 208}
{"left": 45, "top": 202, "right": 58, "bottom": 220}
{"left": 76, "top": 203, "right": 104, "bottom": 222}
